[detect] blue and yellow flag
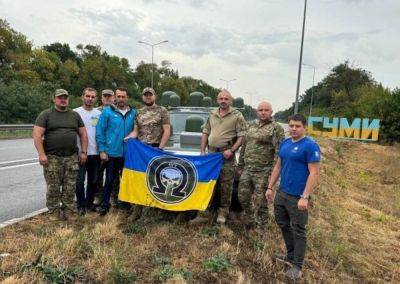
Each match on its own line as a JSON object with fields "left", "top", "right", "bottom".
{"left": 119, "top": 139, "right": 224, "bottom": 211}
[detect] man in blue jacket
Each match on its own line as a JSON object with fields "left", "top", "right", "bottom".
{"left": 96, "top": 87, "right": 136, "bottom": 216}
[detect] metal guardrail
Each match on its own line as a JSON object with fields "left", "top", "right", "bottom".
{"left": 0, "top": 124, "right": 34, "bottom": 131}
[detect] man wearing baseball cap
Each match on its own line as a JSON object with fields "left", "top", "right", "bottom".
{"left": 125, "top": 87, "right": 170, "bottom": 220}
{"left": 95, "top": 89, "right": 115, "bottom": 207}
{"left": 98, "top": 89, "right": 115, "bottom": 111}
{"left": 33, "top": 89, "right": 88, "bottom": 221}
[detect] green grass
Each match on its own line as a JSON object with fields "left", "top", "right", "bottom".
{"left": 155, "top": 265, "right": 192, "bottom": 282}
{"left": 203, "top": 253, "right": 230, "bottom": 273}
{"left": 20, "top": 254, "right": 86, "bottom": 283}
{"left": 0, "top": 129, "right": 32, "bottom": 139}
{"left": 109, "top": 263, "right": 136, "bottom": 284}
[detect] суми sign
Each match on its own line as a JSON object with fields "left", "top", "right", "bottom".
{"left": 308, "top": 117, "right": 380, "bottom": 141}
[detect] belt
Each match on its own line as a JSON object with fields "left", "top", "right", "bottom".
{"left": 208, "top": 145, "right": 231, "bottom": 152}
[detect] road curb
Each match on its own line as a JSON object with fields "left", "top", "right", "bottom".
{"left": 0, "top": 208, "right": 48, "bottom": 229}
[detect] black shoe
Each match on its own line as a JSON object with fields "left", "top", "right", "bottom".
{"left": 99, "top": 207, "right": 108, "bottom": 216}
{"left": 87, "top": 204, "right": 98, "bottom": 212}
{"left": 77, "top": 207, "right": 86, "bottom": 216}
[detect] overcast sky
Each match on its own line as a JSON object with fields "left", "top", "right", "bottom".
{"left": 1, "top": 0, "right": 399, "bottom": 111}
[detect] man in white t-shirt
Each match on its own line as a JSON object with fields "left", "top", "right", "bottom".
{"left": 74, "top": 87, "right": 101, "bottom": 216}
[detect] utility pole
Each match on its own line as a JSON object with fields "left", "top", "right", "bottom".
{"left": 294, "top": 0, "right": 307, "bottom": 114}
{"left": 138, "top": 40, "right": 169, "bottom": 88}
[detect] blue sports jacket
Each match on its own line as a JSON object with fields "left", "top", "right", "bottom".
{"left": 96, "top": 105, "right": 136, "bottom": 158}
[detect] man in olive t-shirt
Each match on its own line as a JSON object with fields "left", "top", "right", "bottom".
{"left": 33, "top": 89, "right": 88, "bottom": 220}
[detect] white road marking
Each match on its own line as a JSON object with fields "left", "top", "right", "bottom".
{"left": 0, "top": 162, "right": 38, "bottom": 171}
{"left": 0, "top": 158, "right": 37, "bottom": 165}
{"left": 0, "top": 208, "right": 48, "bottom": 229}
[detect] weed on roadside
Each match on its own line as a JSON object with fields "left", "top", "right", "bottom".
{"left": 155, "top": 265, "right": 192, "bottom": 282}
{"left": 201, "top": 226, "right": 219, "bottom": 238}
{"left": 203, "top": 253, "right": 230, "bottom": 273}
{"left": 109, "top": 263, "right": 136, "bottom": 284}
{"left": 122, "top": 222, "right": 146, "bottom": 235}
{"left": 20, "top": 254, "right": 85, "bottom": 283}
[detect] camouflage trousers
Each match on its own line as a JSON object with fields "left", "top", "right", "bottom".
{"left": 43, "top": 154, "right": 79, "bottom": 212}
{"left": 238, "top": 169, "right": 271, "bottom": 226}
{"left": 206, "top": 156, "right": 236, "bottom": 217}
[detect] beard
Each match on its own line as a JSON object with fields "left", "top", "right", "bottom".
{"left": 144, "top": 101, "right": 155, "bottom": 106}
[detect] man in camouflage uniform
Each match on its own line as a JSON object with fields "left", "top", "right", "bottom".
{"left": 125, "top": 87, "right": 171, "bottom": 219}
{"left": 127, "top": 87, "right": 171, "bottom": 149}
{"left": 33, "top": 89, "right": 88, "bottom": 220}
{"left": 237, "top": 101, "right": 285, "bottom": 228}
{"left": 191, "top": 89, "right": 247, "bottom": 225}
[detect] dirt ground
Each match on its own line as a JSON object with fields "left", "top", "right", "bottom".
{"left": 1, "top": 138, "right": 399, "bottom": 283}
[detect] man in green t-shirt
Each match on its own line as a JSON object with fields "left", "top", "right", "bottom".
{"left": 33, "top": 89, "right": 88, "bottom": 221}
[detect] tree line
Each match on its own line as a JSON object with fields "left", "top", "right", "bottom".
{"left": 274, "top": 62, "right": 400, "bottom": 143}
{"left": 1, "top": 19, "right": 245, "bottom": 123}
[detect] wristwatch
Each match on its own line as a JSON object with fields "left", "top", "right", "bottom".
{"left": 300, "top": 194, "right": 310, "bottom": 200}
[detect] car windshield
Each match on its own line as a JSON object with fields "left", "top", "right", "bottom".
{"left": 169, "top": 112, "right": 209, "bottom": 133}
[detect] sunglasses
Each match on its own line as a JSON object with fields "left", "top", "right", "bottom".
{"left": 143, "top": 93, "right": 154, "bottom": 97}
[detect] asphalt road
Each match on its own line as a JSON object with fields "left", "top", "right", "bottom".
{"left": 0, "top": 138, "right": 45, "bottom": 223}
{"left": 0, "top": 123, "right": 289, "bottom": 224}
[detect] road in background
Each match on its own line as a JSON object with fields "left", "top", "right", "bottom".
{"left": 0, "top": 139, "right": 45, "bottom": 223}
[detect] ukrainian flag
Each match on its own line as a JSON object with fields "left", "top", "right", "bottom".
{"left": 119, "top": 139, "right": 224, "bottom": 211}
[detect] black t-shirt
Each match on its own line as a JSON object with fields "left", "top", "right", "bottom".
{"left": 35, "top": 107, "right": 84, "bottom": 156}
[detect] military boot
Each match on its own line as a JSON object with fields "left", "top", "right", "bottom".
{"left": 58, "top": 209, "right": 68, "bottom": 221}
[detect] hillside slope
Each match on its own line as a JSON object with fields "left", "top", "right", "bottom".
{"left": 1, "top": 138, "right": 399, "bottom": 283}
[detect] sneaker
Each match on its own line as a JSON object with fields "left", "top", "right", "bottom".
{"left": 216, "top": 212, "right": 226, "bottom": 225}
{"left": 272, "top": 252, "right": 293, "bottom": 267}
{"left": 77, "top": 207, "right": 86, "bottom": 216}
{"left": 99, "top": 207, "right": 108, "bottom": 216}
{"left": 285, "top": 265, "right": 302, "bottom": 281}
{"left": 87, "top": 204, "right": 98, "bottom": 212}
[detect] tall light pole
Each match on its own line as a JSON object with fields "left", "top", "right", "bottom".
{"left": 138, "top": 40, "right": 168, "bottom": 88}
{"left": 294, "top": 0, "right": 307, "bottom": 114}
{"left": 219, "top": 78, "right": 236, "bottom": 90}
{"left": 302, "top": 63, "right": 315, "bottom": 117}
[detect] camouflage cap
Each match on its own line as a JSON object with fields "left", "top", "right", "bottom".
{"left": 101, "top": 89, "right": 114, "bottom": 96}
{"left": 54, "top": 89, "right": 69, "bottom": 97}
{"left": 142, "top": 87, "right": 156, "bottom": 96}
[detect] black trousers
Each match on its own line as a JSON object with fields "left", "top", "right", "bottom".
{"left": 76, "top": 155, "right": 100, "bottom": 209}
{"left": 274, "top": 190, "right": 308, "bottom": 268}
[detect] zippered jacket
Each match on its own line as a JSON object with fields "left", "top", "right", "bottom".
{"left": 96, "top": 105, "right": 136, "bottom": 157}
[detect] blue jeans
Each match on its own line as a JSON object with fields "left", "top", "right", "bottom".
{"left": 101, "top": 157, "right": 124, "bottom": 209}
{"left": 75, "top": 155, "right": 100, "bottom": 209}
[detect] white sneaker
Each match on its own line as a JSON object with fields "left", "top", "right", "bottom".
{"left": 216, "top": 212, "right": 226, "bottom": 225}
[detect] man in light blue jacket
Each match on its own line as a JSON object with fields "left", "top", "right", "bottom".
{"left": 96, "top": 87, "right": 136, "bottom": 216}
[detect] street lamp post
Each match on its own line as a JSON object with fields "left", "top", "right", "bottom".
{"left": 219, "top": 78, "right": 237, "bottom": 90}
{"left": 303, "top": 63, "right": 315, "bottom": 116}
{"left": 294, "top": 0, "right": 307, "bottom": 114}
{"left": 138, "top": 40, "right": 169, "bottom": 88}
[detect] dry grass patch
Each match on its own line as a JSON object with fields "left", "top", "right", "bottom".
{"left": 1, "top": 138, "right": 399, "bottom": 283}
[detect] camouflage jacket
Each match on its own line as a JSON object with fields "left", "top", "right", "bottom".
{"left": 238, "top": 119, "right": 285, "bottom": 172}
{"left": 136, "top": 104, "right": 170, "bottom": 144}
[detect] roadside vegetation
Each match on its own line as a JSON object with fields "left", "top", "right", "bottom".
{"left": 0, "top": 129, "right": 32, "bottom": 139}
{"left": 1, "top": 138, "right": 399, "bottom": 283}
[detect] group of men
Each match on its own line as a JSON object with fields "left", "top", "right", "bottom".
{"left": 33, "top": 86, "right": 320, "bottom": 280}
